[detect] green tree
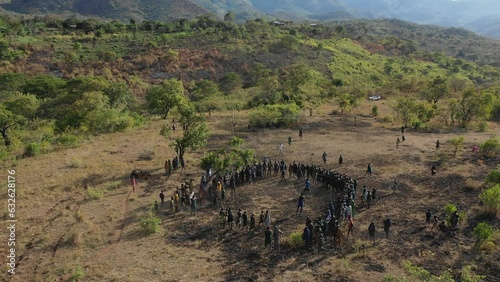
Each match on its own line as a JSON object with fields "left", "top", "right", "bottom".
{"left": 248, "top": 63, "right": 272, "bottom": 87}
{"left": 473, "top": 222, "right": 494, "bottom": 248}
{"left": 336, "top": 93, "right": 357, "bottom": 114}
{"left": 200, "top": 136, "right": 255, "bottom": 175}
{"left": 224, "top": 11, "right": 235, "bottom": 22}
{"left": 279, "top": 34, "right": 300, "bottom": 50}
{"left": 0, "top": 92, "right": 40, "bottom": 146}
{"left": 0, "top": 73, "right": 28, "bottom": 92}
{"left": 448, "top": 136, "right": 465, "bottom": 157}
{"left": 23, "top": 74, "right": 65, "bottom": 99}
{"left": 190, "top": 79, "right": 222, "bottom": 101}
{"left": 480, "top": 135, "right": 499, "bottom": 158}
{"left": 105, "top": 82, "right": 134, "bottom": 109}
{"left": 393, "top": 97, "right": 418, "bottom": 127}
{"left": 219, "top": 72, "right": 243, "bottom": 94}
{"left": 422, "top": 77, "right": 449, "bottom": 104}
{"left": 485, "top": 169, "right": 500, "bottom": 185}
{"left": 450, "top": 87, "right": 494, "bottom": 127}
{"left": 146, "top": 79, "right": 185, "bottom": 119}
{"left": 479, "top": 185, "right": 500, "bottom": 217}
{"left": 161, "top": 103, "right": 209, "bottom": 160}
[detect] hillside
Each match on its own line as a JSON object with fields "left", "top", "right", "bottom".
{"left": 1, "top": 0, "right": 500, "bottom": 38}
{"left": 1, "top": 106, "right": 498, "bottom": 281}
{"left": 1, "top": 0, "right": 210, "bottom": 21}
{"left": 0, "top": 14, "right": 499, "bottom": 282}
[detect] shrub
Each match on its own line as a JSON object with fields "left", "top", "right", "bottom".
{"left": 444, "top": 203, "right": 458, "bottom": 226}
{"left": 478, "top": 121, "right": 488, "bottom": 132}
{"left": 68, "top": 157, "right": 84, "bottom": 168}
{"left": 485, "top": 170, "right": 500, "bottom": 185}
{"left": 86, "top": 188, "right": 104, "bottom": 200}
{"left": 249, "top": 104, "right": 300, "bottom": 128}
{"left": 105, "top": 180, "right": 121, "bottom": 191}
{"left": 372, "top": 105, "right": 379, "bottom": 116}
{"left": 24, "top": 142, "right": 41, "bottom": 157}
{"left": 473, "top": 222, "right": 494, "bottom": 248}
{"left": 480, "top": 135, "right": 499, "bottom": 158}
{"left": 383, "top": 115, "right": 394, "bottom": 123}
{"left": 461, "top": 265, "right": 486, "bottom": 282}
{"left": 402, "top": 261, "right": 432, "bottom": 281}
{"left": 479, "top": 185, "right": 500, "bottom": 217}
{"left": 287, "top": 232, "right": 304, "bottom": 248}
{"left": 140, "top": 214, "right": 161, "bottom": 234}
{"left": 56, "top": 134, "right": 80, "bottom": 148}
{"left": 70, "top": 265, "right": 85, "bottom": 281}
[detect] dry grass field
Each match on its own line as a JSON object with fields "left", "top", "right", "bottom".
{"left": 1, "top": 100, "right": 499, "bottom": 282}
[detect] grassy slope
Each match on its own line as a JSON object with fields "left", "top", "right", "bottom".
{"left": 0, "top": 104, "right": 498, "bottom": 281}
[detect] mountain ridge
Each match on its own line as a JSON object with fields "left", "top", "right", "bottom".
{"left": 1, "top": 0, "right": 499, "bottom": 38}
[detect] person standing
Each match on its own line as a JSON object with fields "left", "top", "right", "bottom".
{"left": 159, "top": 190, "right": 165, "bottom": 205}
{"left": 288, "top": 136, "right": 292, "bottom": 146}
{"left": 264, "top": 210, "right": 271, "bottom": 228}
{"left": 368, "top": 221, "right": 376, "bottom": 243}
{"left": 426, "top": 209, "right": 432, "bottom": 226}
{"left": 130, "top": 171, "right": 137, "bottom": 192}
{"left": 299, "top": 127, "right": 303, "bottom": 141}
{"left": 278, "top": 143, "right": 284, "bottom": 155}
{"left": 366, "top": 163, "right": 373, "bottom": 176}
{"left": 264, "top": 227, "right": 272, "bottom": 249}
{"left": 366, "top": 191, "right": 372, "bottom": 208}
{"left": 322, "top": 152, "right": 327, "bottom": 164}
{"left": 401, "top": 126, "right": 405, "bottom": 134}
{"left": 170, "top": 196, "right": 175, "bottom": 218}
{"left": 297, "top": 193, "right": 305, "bottom": 214}
{"left": 338, "top": 155, "right": 343, "bottom": 166}
{"left": 396, "top": 137, "right": 400, "bottom": 148}
{"left": 302, "top": 225, "right": 311, "bottom": 249}
{"left": 436, "top": 140, "right": 440, "bottom": 150}
{"left": 303, "top": 178, "right": 311, "bottom": 195}
{"left": 249, "top": 213, "right": 256, "bottom": 231}
{"left": 273, "top": 225, "right": 283, "bottom": 250}
{"left": 362, "top": 186, "right": 367, "bottom": 205}
{"left": 383, "top": 218, "right": 391, "bottom": 239}
{"left": 190, "top": 195, "right": 197, "bottom": 216}
{"left": 227, "top": 208, "right": 234, "bottom": 229}
{"left": 258, "top": 210, "right": 264, "bottom": 229}
{"left": 347, "top": 217, "right": 354, "bottom": 239}
{"left": 242, "top": 211, "right": 249, "bottom": 230}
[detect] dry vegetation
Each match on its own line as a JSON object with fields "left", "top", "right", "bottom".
{"left": 1, "top": 101, "right": 499, "bottom": 281}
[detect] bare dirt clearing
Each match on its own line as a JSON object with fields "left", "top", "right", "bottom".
{"left": 1, "top": 104, "right": 499, "bottom": 281}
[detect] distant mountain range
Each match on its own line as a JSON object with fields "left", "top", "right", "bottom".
{"left": 1, "top": 0, "right": 499, "bottom": 38}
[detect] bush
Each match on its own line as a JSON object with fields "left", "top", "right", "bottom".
{"left": 461, "top": 265, "right": 486, "bottom": 282}
{"left": 372, "top": 105, "right": 379, "bottom": 116}
{"left": 70, "top": 265, "right": 85, "bottom": 282}
{"left": 56, "top": 134, "right": 80, "bottom": 148}
{"left": 383, "top": 115, "right": 394, "bottom": 123}
{"left": 287, "top": 232, "right": 305, "bottom": 248}
{"left": 478, "top": 121, "right": 488, "bottom": 132}
{"left": 473, "top": 222, "right": 494, "bottom": 248}
{"left": 444, "top": 203, "right": 458, "bottom": 226}
{"left": 104, "top": 180, "right": 122, "bottom": 191}
{"left": 140, "top": 214, "right": 161, "bottom": 234}
{"left": 24, "top": 142, "right": 41, "bottom": 157}
{"left": 479, "top": 185, "right": 500, "bottom": 217}
{"left": 68, "top": 157, "right": 84, "bottom": 168}
{"left": 486, "top": 170, "right": 500, "bottom": 185}
{"left": 249, "top": 104, "right": 301, "bottom": 128}
{"left": 480, "top": 135, "right": 499, "bottom": 158}
{"left": 86, "top": 188, "right": 104, "bottom": 200}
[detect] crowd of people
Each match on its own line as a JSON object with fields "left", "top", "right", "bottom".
{"left": 144, "top": 125, "right": 464, "bottom": 254}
